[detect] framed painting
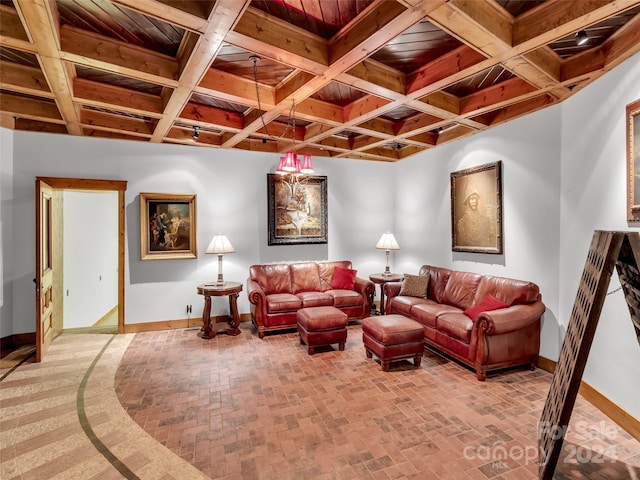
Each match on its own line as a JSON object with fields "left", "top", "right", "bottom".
{"left": 267, "top": 174, "right": 328, "bottom": 245}
{"left": 450, "top": 161, "right": 503, "bottom": 254}
{"left": 140, "top": 192, "right": 197, "bottom": 260}
{"left": 627, "top": 98, "right": 640, "bottom": 222}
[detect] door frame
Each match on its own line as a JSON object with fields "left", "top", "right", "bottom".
{"left": 36, "top": 177, "right": 127, "bottom": 360}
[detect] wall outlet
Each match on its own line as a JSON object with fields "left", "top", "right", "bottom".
{"left": 186, "top": 304, "right": 192, "bottom": 314}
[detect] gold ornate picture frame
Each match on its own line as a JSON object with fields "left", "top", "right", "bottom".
{"left": 267, "top": 174, "right": 328, "bottom": 245}
{"left": 450, "top": 161, "right": 503, "bottom": 254}
{"left": 139, "top": 192, "right": 197, "bottom": 260}
{"left": 627, "top": 98, "right": 640, "bottom": 222}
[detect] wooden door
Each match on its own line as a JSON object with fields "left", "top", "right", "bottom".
{"left": 35, "top": 179, "right": 62, "bottom": 361}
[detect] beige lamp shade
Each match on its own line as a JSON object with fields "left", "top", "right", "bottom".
{"left": 206, "top": 234, "right": 235, "bottom": 284}
{"left": 206, "top": 234, "right": 235, "bottom": 254}
{"left": 376, "top": 231, "right": 399, "bottom": 275}
{"left": 375, "top": 231, "right": 400, "bottom": 251}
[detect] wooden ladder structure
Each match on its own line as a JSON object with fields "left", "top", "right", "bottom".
{"left": 539, "top": 230, "right": 640, "bottom": 479}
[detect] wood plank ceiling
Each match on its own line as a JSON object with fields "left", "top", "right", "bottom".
{"left": 1, "top": 0, "right": 640, "bottom": 162}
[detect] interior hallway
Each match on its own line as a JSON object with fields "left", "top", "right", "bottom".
{"left": 1, "top": 324, "right": 639, "bottom": 479}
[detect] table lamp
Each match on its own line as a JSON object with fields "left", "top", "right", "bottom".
{"left": 206, "top": 233, "right": 235, "bottom": 285}
{"left": 376, "top": 231, "right": 400, "bottom": 275}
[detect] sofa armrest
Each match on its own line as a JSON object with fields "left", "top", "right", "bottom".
{"left": 354, "top": 277, "right": 375, "bottom": 297}
{"left": 383, "top": 281, "right": 402, "bottom": 300}
{"left": 477, "top": 301, "right": 546, "bottom": 335}
{"left": 247, "top": 278, "right": 266, "bottom": 305}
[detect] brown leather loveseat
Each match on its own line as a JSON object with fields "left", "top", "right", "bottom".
{"left": 247, "top": 261, "right": 374, "bottom": 338}
{"left": 384, "top": 265, "right": 545, "bottom": 380}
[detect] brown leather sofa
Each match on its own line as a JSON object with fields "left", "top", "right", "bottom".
{"left": 247, "top": 261, "right": 374, "bottom": 338}
{"left": 384, "top": 265, "right": 545, "bottom": 380}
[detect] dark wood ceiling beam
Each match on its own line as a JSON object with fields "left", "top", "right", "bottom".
{"left": 14, "top": 118, "right": 68, "bottom": 134}
{"left": 436, "top": 124, "right": 476, "bottom": 144}
{"left": 407, "top": 45, "right": 491, "bottom": 99}
{"left": 355, "top": 118, "right": 396, "bottom": 137}
{"left": 80, "top": 109, "right": 155, "bottom": 137}
{"left": 357, "top": 145, "right": 401, "bottom": 160}
{"left": 486, "top": 94, "right": 556, "bottom": 127}
{"left": 179, "top": 102, "right": 244, "bottom": 131}
{"left": 196, "top": 69, "right": 273, "bottom": 109}
{"left": 165, "top": 126, "right": 223, "bottom": 146}
{"left": 151, "top": 1, "right": 252, "bottom": 142}
{"left": 1, "top": 92, "right": 64, "bottom": 123}
{"left": 230, "top": 7, "right": 329, "bottom": 70}
{"left": 83, "top": 128, "right": 150, "bottom": 141}
{"left": 342, "top": 59, "right": 406, "bottom": 97}
{"left": 14, "top": 0, "right": 82, "bottom": 135}
{"left": 460, "top": 77, "right": 537, "bottom": 115}
{"left": 304, "top": 123, "right": 337, "bottom": 142}
{"left": 0, "top": 4, "right": 34, "bottom": 52}
{"left": 513, "top": 0, "right": 638, "bottom": 46}
{"left": 110, "top": 0, "right": 210, "bottom": 33}
{"left": 343, "top": 95, "right": 393, "bottom": 123}
{"left": 275, "top": 71, "right": 317, "bottom": 105}
{"left": 73, "top": 78, "right": 164, "bottom": 117}
{"left": 0, "top": 61, "right": 53, "bottom": 98}
{"left": 314, "top": 136, "right": 352, "bottom": 151}
{"left": 598, "top": 11, "right": 640, "bottom": 70}
{"left": 561, "top": 13, "right": 640, "bottom": 82}
{"left": 395, "top": 112, "right": 447, "bottom": 136}
{"left": 430, "top": 0, "right": 512, "bottom": 56}
{"left": 407, "top": 131, "right": 438, "bottom": 146}
{"left": 60, "top": 25, "right": 179, "bottom": 87}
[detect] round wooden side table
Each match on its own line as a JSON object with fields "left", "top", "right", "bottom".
{"left": 369, "top": 273, "right": 403, "bottom": 315}
{"left": 197, "top": 281, "right": 243, "bottom": 339}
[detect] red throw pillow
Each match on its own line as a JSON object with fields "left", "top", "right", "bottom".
{"left": 463, "top": 294, "right": 510, "bottom": 321}
{"left": 331, "top": 267, "right": 357, "bottom": 290}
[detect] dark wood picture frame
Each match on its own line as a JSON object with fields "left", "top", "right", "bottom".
{"left": 267, "top": 174, "right": 328, "bottom": 245}
{"left": 451, "top": 161, "right": 503, "bottom": 254}
{"left": 139, "top": 192, "right": 197, "bottom": 260}
{"left": 627, "top": 98, "right": 640, "bottom": 222}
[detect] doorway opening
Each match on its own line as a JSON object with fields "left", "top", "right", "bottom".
{"left": 35, "top": 177, "right": 127, "bottom": 361}
{"left": 62, "top": 190, "right": 119, "bottom": 335}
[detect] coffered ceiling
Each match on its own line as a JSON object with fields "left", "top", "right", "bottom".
{"left": 1, "top": 0, "right": 640, "bottom": 162}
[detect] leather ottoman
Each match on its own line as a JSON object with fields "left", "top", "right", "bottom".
{"left": 362, "top": 315, "right": 424, "bottom": 371}
{"left": 297, "top": 306, "right": 348, "bottom": 355}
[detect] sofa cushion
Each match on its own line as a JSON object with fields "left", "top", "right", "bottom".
{"left": 475, "top": 276, "right": 539, "bottom": 305}
{"left": 290, "top": 262, "right": 322, "bottom": 293}
{"left": 388, "top": 295, "right": 425, "bottom": 316}
{"left": 463, "top": 294, "right": 510, "bottom": 321}
{"left": 297, "top": 291, "right": 334, "bottom": 308}
{"left": 420, "top": 266, "right": 451, "bottom": 304}
{"left": 250, "top": 264, "right": 292, "bottom": 294}
{"left": 399, "top": 273, "right": 429, "bottom": 298}
{"left": 266, "top": 293, "right": 302, "bottom": 313}
{"left": 410, "top": 301, "right": 462, "bottom": 328}
{"left": 436, "top": 312, "right": 474, "bottom": 343}
{"left": 443, "top": 271, "right": 482, "bottom": 310}
{"left": 327, "top": 289, "right": 362, "bottom": 307}
{"left": 331, "top": 266, "right": 358, "bottom": 290}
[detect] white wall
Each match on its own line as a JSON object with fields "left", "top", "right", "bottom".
{"left": 63, "top": 191, "right": 118, "bottom": 328}
{"left": 1, "top": 126, "right": 14, "bottom": 337}
{"left": 7, "top": 136, "right": 394, "bottom": 329}
{"left": 559, "top": 52, "right": 640, "bottom": 417}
